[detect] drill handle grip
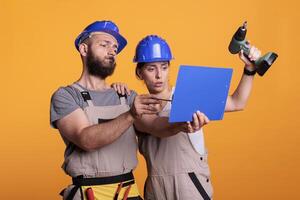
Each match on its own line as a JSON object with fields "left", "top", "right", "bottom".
{"left": 241, "top": 41, "right": 255, "bottom": 65}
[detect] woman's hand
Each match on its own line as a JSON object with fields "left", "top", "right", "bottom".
{"left": 111, "top": 82, "right": 131, "bottom": 96}
{"left": 239, "top": 43, "right": 262, "bottom": 71}
{"left": 175, "top": 111, "right": 210, "bottom": 133}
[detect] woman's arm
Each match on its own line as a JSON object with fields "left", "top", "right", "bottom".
{"left": 225, "top": 45, "right": 261, "bottom": 112}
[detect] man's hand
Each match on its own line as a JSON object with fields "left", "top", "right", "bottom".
{"left": 130, "top": 94, "right": 162, "bottom": 119}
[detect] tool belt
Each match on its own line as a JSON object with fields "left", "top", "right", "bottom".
{"left": 63, "top": 171, "right": 142, "bottom": 200}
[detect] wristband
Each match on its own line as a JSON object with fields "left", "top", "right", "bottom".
{"left": 243, "top": 67, "right": 256, "bottom": 76}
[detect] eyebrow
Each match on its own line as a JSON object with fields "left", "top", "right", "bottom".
{"left": 145, "top": 64, "right": 156, "bottom": 68}
{"left": 146, "top": 62, "right": 168, "bottom": 67}
{"left": 98, "top": 40, "right": 119, "bottom": 48}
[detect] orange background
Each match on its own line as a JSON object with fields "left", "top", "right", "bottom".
{"left": 1, "top": 0, "right": 299, "bottom": 199}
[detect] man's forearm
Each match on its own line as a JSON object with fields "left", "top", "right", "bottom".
{"left": 79, "top": 111, "right": 134, "bottom": 151}
{"left": 152, "top": 117, "right": 184, "bottom": 137}
{"left": 136, "top": 116, "right": 184, "bottom": 138}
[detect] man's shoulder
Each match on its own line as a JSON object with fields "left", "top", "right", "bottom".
{"left": 130, "top": 90, "right": 137, "bottom": 96}
{"left": 127, "top": 90, "right": 137, "bottom": 106}
{"left": 50, "top": 84, "right": 85, "bottom": 110}
{"left": 51, "top": 84, "right": 81, "bottom": 99}
{"left": 50, "top": 84, "right": 83, "bottom": 129}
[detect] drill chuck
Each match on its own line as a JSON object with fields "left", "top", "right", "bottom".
{"left": 229, "top": 21, "right": 248, "bottom": 54}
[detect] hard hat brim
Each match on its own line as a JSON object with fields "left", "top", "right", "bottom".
{"left": 133, "top": 57, "right": 173, "bottom": 63}
{"left": 75, "top": 29, "right": 127, "bottom": 54}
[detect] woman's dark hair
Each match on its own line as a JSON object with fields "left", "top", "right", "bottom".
{"left": 135, "top": 62, "right": 145, "bottom": 79}
{"left": 135, "top": 61, "right": 170, "bottom": 79}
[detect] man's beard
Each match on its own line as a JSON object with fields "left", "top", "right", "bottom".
{"left": 86, "top": 51, "right": 116, "bottom": 79}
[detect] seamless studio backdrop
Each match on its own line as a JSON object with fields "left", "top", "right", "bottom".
{"left": 1, "top": 0, "right": 299, "bottom": 199}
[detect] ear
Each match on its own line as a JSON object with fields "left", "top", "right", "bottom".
{"left": 79, "top": 43, "right": 88, "bottom": 57}
{"left": 136, "top": 68, "right": 144, "bottom": 80}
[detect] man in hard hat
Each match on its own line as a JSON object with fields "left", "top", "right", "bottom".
{"left": 50, "top": 21, "right": 163, "bottom": 200}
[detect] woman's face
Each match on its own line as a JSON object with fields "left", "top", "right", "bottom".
{"left": 138, "top": 61, "right": 170, "bottom": 94}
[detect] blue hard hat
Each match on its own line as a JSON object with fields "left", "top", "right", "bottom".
{"left": 75, "top": 20, "right": 127, "bottom": 54}
{"left": 133, "top": 35, "right": 173, "bottom": 63}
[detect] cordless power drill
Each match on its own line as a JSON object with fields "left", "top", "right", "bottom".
{"left": 228, "top": 21, "right": 278, "bottom": 76}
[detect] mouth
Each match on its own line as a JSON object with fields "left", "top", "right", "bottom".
{"left": 105, "top": 57, "right": 115, "bottom": 63}
{"left": 154, "top": 82, "right": 163, "bottom": 87}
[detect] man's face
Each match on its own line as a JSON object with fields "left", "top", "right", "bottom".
{"left": 84, "top": 32, "right": 119, "bottom": 79}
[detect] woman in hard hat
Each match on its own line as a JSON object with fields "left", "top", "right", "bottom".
{"left": 113, "top": 35, "right": 260, "bottom": 200}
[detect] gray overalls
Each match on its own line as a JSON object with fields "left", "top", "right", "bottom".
{"left": 138, "top": 101, "right": 213, "bottom": 200}
{"left": 61, "top": 83, "right": 140, "bottom": 200}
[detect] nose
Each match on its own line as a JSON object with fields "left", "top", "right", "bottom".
{"left": 155, "top": 68, "right": 162, "bottom": 79}
{"left": 108, "top": 46, "right": 117, "bottom": 56}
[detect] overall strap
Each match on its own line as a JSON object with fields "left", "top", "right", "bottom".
{"left": 117, "top": 93, "right": 127, "bottom": 106}
{"left": 71, "top": 83, "right": 95, "bottom": 107}
{"left": 188, "top": 172, "right": 211, "bottom": 200}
